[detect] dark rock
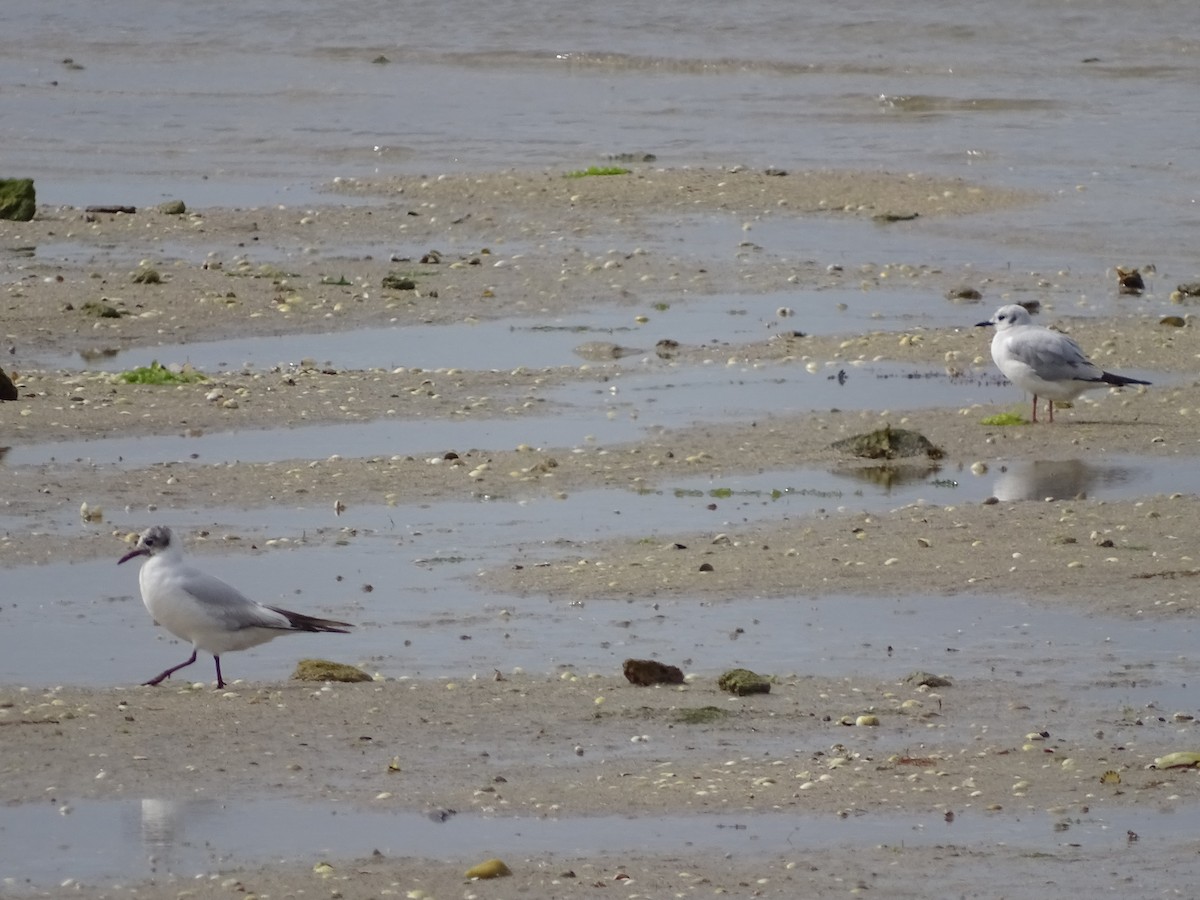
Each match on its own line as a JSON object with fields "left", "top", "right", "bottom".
{"left": 946, "top": 286, "right": 983, "bottom": 301}
{"left": 718, "top": 668, "right": 771, "bottom": 695}
{"left": 873, "top": 211, "right": 919, "bottom": 223}
{"left": 905, "top": 670, "right": 953, "bottom": 688}
{"left": 157, "top": 199, "right": 186, "bottom": 215}
{"left": 381, "top": 273, "right": 417, "bottom": 290}
{"left": 623, "top": 658, "right": 685, "bottom": 686}
{"left": 0, "top": 179, "right": 36, "bottom": 221}
{"left": 1116, "top": 266, "right": 1144, "bottom": 295}
{"left": 0, "top": 367, "right": 17, "bottom": 401}
{"left": 655, "top": 338, "right": 680, "bottom": 359}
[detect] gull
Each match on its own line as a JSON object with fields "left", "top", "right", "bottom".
{"left": 118, "top": 525, "right": 352, "bottom": 688}
{"left": 977, "top": 304, "right": 1150, "bottom": 423}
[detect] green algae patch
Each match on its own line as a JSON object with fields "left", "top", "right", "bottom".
{"left": 675, "top": 705, "right": 729, "bottom": 725}
{"left": 565, "top": 166, "right": 631, "bottom": 178}
{"left": 81, "top": 300, "right": 125, "bottom": 318}
{"left": 718, "top": 668, "right": 771, "bottom": 696}
{"left": 118, "top": 361, "right": 206, "bottom": 385}
{"left": 291, "top": 658, "right": 372, "bottom": 683}
{"left": 980, "top": 411, "right": 1027, "bottom": 426}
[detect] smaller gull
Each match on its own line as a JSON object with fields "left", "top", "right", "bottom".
{"left": 977, "top": 304, "right": 1150, "bottom": 423}
{"left": 119, "top": 525, "right": 352, "bottom": 688}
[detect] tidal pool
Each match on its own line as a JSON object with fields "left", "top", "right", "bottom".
{"left": 0, "top": 798, "right": 1193, "bottom": 888}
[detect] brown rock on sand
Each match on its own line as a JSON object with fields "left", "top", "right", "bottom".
{"left": 623, "top": 658, "right": 685, "bottom": 686}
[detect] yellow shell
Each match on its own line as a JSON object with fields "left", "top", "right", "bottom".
{"left": 1100, "top": 770, "right": 1121, "bottom": 785}
{"left": 1153, "top": 751, "right": 1200, "bottom": 769}
{"left": 465, "top": 858, "right": 512, "bottom": 879}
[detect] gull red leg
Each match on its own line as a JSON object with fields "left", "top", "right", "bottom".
{"left": 143, "top": 649, "right": 198, "bottom": 686}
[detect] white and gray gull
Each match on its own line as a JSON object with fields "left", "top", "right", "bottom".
{"left": 118, "top": 525, "right": 352, "bottom": 688}
{"left": 977, "top": 304, "right": 1150, "bottom": 423}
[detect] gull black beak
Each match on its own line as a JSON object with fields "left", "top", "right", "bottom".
{"left": 975, "top": 319, "right": 994, "bottom": 328}
{"left": 118, "top": 547, "right": 149, "bottom": 565}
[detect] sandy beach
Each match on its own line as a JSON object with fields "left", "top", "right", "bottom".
{"left": 4, "top": 166, "right": 1200, "bottom": 897}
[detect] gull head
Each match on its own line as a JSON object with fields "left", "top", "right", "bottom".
{"left": 118, "top": 525, "right": 175, "bottom": 565}
{"left": 977, "top": 304, "right": 1035, "bottom": 331}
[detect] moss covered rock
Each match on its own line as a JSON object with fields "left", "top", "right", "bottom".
{"left": 291, "top": 658, "right": 371, "bottom": 682}
{"left": 831, "top": 425, "right": 943, "bottom": 460}
{"left": 718, "top": 668, "right": 771, "bottom": 696}
{"left": 0, "top": 179, "right": 35, "bottom": 221}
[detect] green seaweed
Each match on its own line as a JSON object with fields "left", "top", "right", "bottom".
{"left": 80, "top": 300, "right": 124, "bottom": 318}
{"left": 118, "top": 360, "right": 206, "bottom": 385}
{"left": 675, "top": 706, "right": 729, "bottom": 725}
{"left": 564, "top": 166, "right": 631, "bottom": 178}
{"left": 291, "top": 658, "right": 371, "bottom": 682}
{"left": 980, "top": 412, "right": 1027, "bottom": 426}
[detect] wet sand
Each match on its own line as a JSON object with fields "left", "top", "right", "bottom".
{"left": 3, "top": 166, "right": 1200, "bottom": 897}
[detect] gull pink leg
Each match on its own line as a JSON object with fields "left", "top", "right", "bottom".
{"left": 143, "top": 648, "right": 198, "bottom": 686}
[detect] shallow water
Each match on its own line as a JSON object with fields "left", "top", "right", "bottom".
{"left": 5, "top": 2, "right": 1199, "bottom": 887}
{"left": 28, "top": 285, "right": 964, "bottom": 373}
{"left": 2, "top": 361, "right": 1024, "bottom": 467}
{"left": 4, "top": 0, "right": 1200, "bottom": 271}
{"left": 7, "top": 512, "right": 1200, "bottom": 712}
{"left": 0, "top": 798, "right": 1190, "bottom": 887}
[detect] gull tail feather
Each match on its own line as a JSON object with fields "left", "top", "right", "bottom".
{"left": 267, "top": 606, "right": 354, "bottom": 634}
{"left": 1096, "top": 371, "right": 1151, "bottom": 387}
